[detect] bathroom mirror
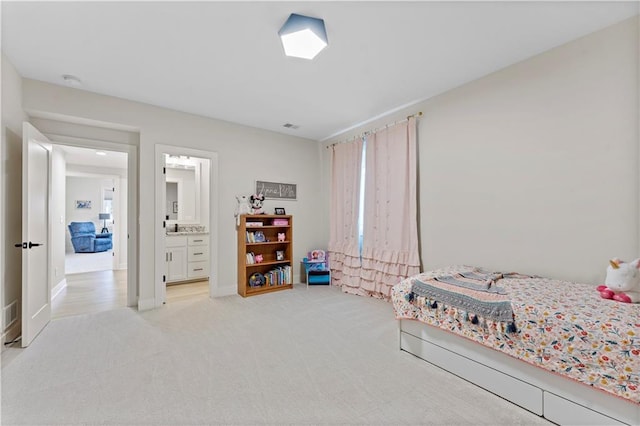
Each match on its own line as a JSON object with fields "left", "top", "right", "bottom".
{"left": 166, "top": 181, "right": 179, "bottom": 220}
{"left": 164, "top": 154, "right": 211, "bottom": 227}
{"left": 165, "top": 162, "right": 198, "bottom": 222}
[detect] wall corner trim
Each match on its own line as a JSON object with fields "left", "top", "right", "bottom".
{"left": 137, "top": 298, "right": 156, "bottom": 311}
{"left": 1, "top": 320, "right": 22, "bottom": 352}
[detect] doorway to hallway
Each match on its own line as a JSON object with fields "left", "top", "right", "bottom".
{"left": 53, "top": 144, "right": 129, "bottom": 319}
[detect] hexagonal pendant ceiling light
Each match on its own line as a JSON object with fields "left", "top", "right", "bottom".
{"left": 278, "top": 13, "right": 328, "bottom": 60}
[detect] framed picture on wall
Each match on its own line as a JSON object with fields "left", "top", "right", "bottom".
{"left": 76, "top": 200, "right": 92, "bottom": 209}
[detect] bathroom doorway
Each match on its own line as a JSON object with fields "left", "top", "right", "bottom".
{"left": 155, "top": 145, "right": 219, "bottom": 307}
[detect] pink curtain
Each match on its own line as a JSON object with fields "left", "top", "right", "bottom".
{"left": 357, "top": 117, "right": 420, "bottom": 299}
{"left": 328, "top": 139, "right": 364, "bottom": 289}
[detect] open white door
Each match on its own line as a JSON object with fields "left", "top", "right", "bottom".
{"left": 20, "top": 123, "right": 51, "bottom": 347}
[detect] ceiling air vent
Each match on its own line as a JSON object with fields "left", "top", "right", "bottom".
{"left": 283, "top": 123, "right": 300, "bottom": 130}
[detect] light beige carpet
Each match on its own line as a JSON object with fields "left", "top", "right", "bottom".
{"left": 1, "top": 284, "right": 551, "bottom": 425}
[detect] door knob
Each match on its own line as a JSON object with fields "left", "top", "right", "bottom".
{"left": 13, "top": 242, "right": 41, "bottom": 249}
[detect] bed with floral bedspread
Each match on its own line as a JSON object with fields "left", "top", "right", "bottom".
{"left": 392, "top": 265, "right": 640, "bottom": 405}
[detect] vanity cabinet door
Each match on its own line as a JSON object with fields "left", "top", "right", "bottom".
{"left": 167, "top": 247, "right": 187, "bottom": 282}
{"left": 166, "top": 234, "right": 208, "bottom": 283}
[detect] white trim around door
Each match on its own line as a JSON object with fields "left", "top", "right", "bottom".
{"left": 154, "top": 144, "right": 219, "bottom": 308}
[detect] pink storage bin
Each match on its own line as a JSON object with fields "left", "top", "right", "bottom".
{"left": 272, "top": 219, "right": 289, "bottom": 226}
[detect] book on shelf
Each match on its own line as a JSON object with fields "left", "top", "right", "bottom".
{"left": 246, "top": 252, "right": 255, "bottom": 265}
{"left": 245, "top": 231, "right": 268, "bottom": 243}
{"left": 263, "top": 265, "right": 291, "bottom": 286}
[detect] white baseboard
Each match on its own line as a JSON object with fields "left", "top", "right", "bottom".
{"left": 212, "top": 286, "right": 236, "bottom": 297}
{"left": 138, "top": 298, "right": 156, "bottom": 311}
{"left": 51, "top": 278, "right": 67, "bottom": 300}
{"left": 1, "top": 319, "right": 21, "bottom": 351}
{"left": 210, "top": 284, "right": 300, "bottom": 297}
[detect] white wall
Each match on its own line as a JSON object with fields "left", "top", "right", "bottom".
{"left": 22, "top": 80, "right": 323, "bottom": 305}
{"left": 51, "top": 147, "right": 66, "bottom": 287}
{"left": 1, "top": 53, "right": 27, "bottom": 345}
{"left": 322, "top": 17, "right": 639, "bottom": 285}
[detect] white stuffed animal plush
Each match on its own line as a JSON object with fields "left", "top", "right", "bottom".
{"left": 596, "top": 258, "right": 640, "bottom": 303}
{"left": 235, "top": 195, "right": 251, "bottom": 226}
{"left": 249, "top": 193, "right": 265, "bottom": 215}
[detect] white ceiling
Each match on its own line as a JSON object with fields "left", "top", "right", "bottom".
{"left": 2, "top": 2, "right": 638, "bottom": 141}
{"left": 59, "top": 145, "right": 128, "bottom": 170}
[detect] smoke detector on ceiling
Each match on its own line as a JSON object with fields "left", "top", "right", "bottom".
{"left": 283, "top": 123, "right": 300, "bottom": 130}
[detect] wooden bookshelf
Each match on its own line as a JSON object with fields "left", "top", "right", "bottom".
{"left": 237, "top": 214, "right": 293, "bottom": 297}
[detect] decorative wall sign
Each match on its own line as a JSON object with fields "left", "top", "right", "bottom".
{"left": 76, "top": 200, "right": 92, "bottom": 209}
{"left": 256, "top": 180, "right": 297, "bottom": 200}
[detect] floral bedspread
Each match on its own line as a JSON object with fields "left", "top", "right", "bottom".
{"left": 392, "top": 266, "right": 640, "bottom": 404}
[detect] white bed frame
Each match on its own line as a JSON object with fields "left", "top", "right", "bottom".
{"left": 400, "top": 319, "right": 639, "bottom": 425}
